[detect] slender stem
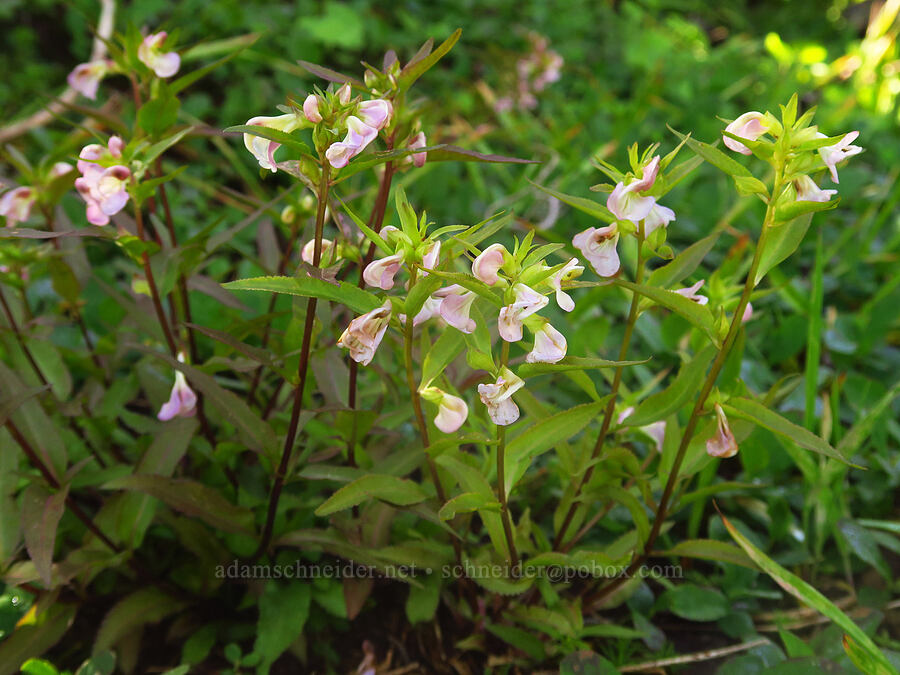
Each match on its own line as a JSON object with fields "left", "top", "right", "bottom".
{"left": 496, "top": 340, "right": 519, "bottom": 567}
{"left": 134, "top": 204, "right": 178, "bottom": 357}
{"left": 0, "top": 286, "right": 48, "bottom": 387}
{"left": 253, "top": 164, "right": 331, "bottom": 561}
{"left": 553, "top": 226, "right": 646, "bottom": 550}
{"left": 587, "top": 170, "right": 783, "bottom": 606}
{"left": 348, "top": 141, "right": 396, "bottom": 466}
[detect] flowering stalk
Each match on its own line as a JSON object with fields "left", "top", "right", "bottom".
{"left": 553, "top": 224, "right": 647, "bottom": 550}
{"left": 134, "top": 201, "right": 178, "bottom": 357}
{"left": 588, "top": 165, "right": 785, "bottom": 606}
{"left": 496, "top": 339, "right": 519, "bottom": 567}
{"left": 254, "top": 163, "right": 331, "bottom": 560}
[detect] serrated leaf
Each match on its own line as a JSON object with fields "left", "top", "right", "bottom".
{"left": 224, "top": 275, "right": 382, "bottom": 314}
{"left": 22, "top": 485, "right": 68, "bottom": 586}
{"left": 665, "top": 584, "right": 730, "bottom": 622}
{"left": 755, "top": 213, "right": 812, "bottom": 283}
{"left": 406, "top": 573, "right": 440, "bottom": 624}
{"left": 661, "top": 539, "right": 755, "bottom": 569}
{"left": 94, "top": 588, "right": 187, "bottom": 654}
{"left": 646, "top": 231, "right": 720, "bottom": 289}
{"left": 315, "top": 475, "right": 428, "bottom": 516}
{"left": 421, "top": 329, "right": 466, "bottom": 387}
{"left": 486, "top": 623, "right": 545, "bottom": 661}
{"left": 438, "top": 492, "right": 500, "bottom": 520}
{"left": 518, "top": 356, "right": 647, "bottom": 378}
{"left": 253, "top": 581, "right": 311, "bottom": 673}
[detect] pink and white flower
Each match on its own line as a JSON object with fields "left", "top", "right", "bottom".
{"left": 357, "top": 99, "right": 392, "bottom": 130}
{"left": 158, "top": 360, "right": 198, "bottom": 421}
{"left": 607, "top": 156, "right": 661, "bottom": 223}
{"left": 303, "top": 94, "right": 323, "bottom": 123}
{"left": 401, "top": 294, "right": 443, "bottom": 327}
{"left": 706, "top": 403, "right": 738, "bottom": 458}
{"left": 723, "top": 111, "right": 770, "bottom": 155}
{"left": 243, "top": 114, "right": 304, "bottom": 173}
{"left": 573, "top": 225, "right": 620, "bottom": 277}
{"left": 336, "top": 83, "right": 352, "bottom": 105}
{"left": 439, "top": 285, "right": 477, "bottom": 334}
{"left": 817, "top": 131, "right": 862, "bottom": 184}
{"left": 526, "top": 322, "right": 567, "bottom": 364}
{"left": 50, "top": 162, "right": 74, "bottom": 179}
{"left": 498, "top": 283, "right": 548, "bottom": 342}
{"left": 337, "top": 300, "right": 392, "bottom": 366}
{"left": 421, "top": 240, "right": 441, "bottom": 271}
{"left": 644, "top": 203, "right": 676, "bottom": 236}
{"left": 300, "top": 238, "right": 335, "bottom": 265}
{"left": 75, "top": 165, "right": 131, "bottom": 226}
{"left": 325, "top": 116, "right": 379, "bottom": 169}
{"left": 420, "top": 386, "right": 469, "bottom": 433}
{"left": 478, "top": 367, "right": 525, "bottom": 426}
{"left": 472, "top": 243, "right": 507, "bottom": 285}
{"left": 67, "top": 59, "right": 114, "bottom": 100}
{"left": 795, "top": 175, "right": 837, "bottom": 202}
{"left": 0, "top": 187, "right": 36, "bottom": 228}
{"left": 742, "top": 302, "right": 754, "bottom": 323}
{"left": 549, "top": 258, "right": 583, "bottom": 312}
{"left": 674, "top": 280, "right": 708, "bottom": 305}
{"left": 363, "top": 253, "right": 403, "bottom": 290}
{"left": 409, "top": 132, "right": 427, "bottom": 168}
{"left": 138, "top": 32, "right": 181, "bottom": 78}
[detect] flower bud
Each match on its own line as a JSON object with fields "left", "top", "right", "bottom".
{"left": 303, "top": 94, "right": 323, "bottom": 123}
{"left": 409, "top": 132, "right": 427, "bottom": 168}
{"left": 158, "top": 356, "right": 198, "bottom": 421}
{"left": 301, "top": 238, "right": 335, "bottom": 265}
{"left": 421, "top": 386, "right": 469, "bottom": 433}
{"left": 337, "top": 83, "right": 352, "bottom": 105}
{"left": 357, "top": 99, "right": 392, "bottom": 130}
{"left": 706, "top": 403, "right": 738, "bottom": 458}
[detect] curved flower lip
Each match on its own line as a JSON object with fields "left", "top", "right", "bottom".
{"left": 794, "top": 175, "right": 837, "bottom": 203}
{"left": 478, "top": 367, "right": 525, "bottom": 426}
{"left": 498, "top": 283, "right": 548, "bottom": 342}
{"left": 421, "top": 240, "right": 441, "bottom": 272}
{"left": 158, "top": 371, "right": 198, "bottom": 421}
{"left": 420, "top": 387, "right": 469, "bottom": 433}
{"left": 472, "top": 243, "right": 507, "bottom": 285}
{"left": 706, "top": 403, "right": 738, "bottom": 458}
{"left": 673, "top": 280, "right": 708, "bottom": 305}
{"left": 439, "top": 287, "right": 477, "bottom": 334}
{"left": 723, "top": 111, "right": 769, "bottom": 154}
{"left": 67, "top": 59, "right": 113, "bottom": 100}
{"left": 644, "top": 203, "right": 676, "bottom": 236}
{"left": 573, "top": 225, "right": 620, "bottom": 277}
{"left": 337, "top": 300, "right": 392, "bottom": 366}
{"left": 401, "top": 294, "right": 442, "bottom": 327}
{"left": 550, "top": 258, "right": 583, "bottom": 312}
{"left": 607, "top": 181, "right": 657, "bottom": 223}
{"left": 50, "top": 162, "right": 74, "bottom": 179}
{"left": 526, "top": 322, "right": 567, "bottom": 364}
{"left": 325, "top": 116, "right": 379, "bottom": 169}
{"left": 336, "top": 83, "right": 352, "bottom": 105}
{"left": 629, "top": 155, "right": 661, "bottom": 193}
{"left": 358, "top": 99, "right": 393, "bottom": 130}
{"left": 0, "top": 187, "right": 36, "bottom": 228}
{"left": 363, "top": 253, "right": 403, "bottom": 290}
{"left": 243, "top": 114, "right": 303, "bottom": 173}
{"left": 138, "top": 32, "right": 181, "bottom": 78}
{"left": 817, "top": 131, "right": 862, "bottom": 184}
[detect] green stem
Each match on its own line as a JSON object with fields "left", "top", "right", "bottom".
{"left": 553, "top": 225, "right": 646, "bottom": 550}
{"left": 496, "top": 339, "right": 519, "bottom": 567}
{"left": 587, "top": 168, "right": 784, "bottom": 606}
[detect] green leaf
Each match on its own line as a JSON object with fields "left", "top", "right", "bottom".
{"left": 438, "top": 492, "right": 500, "bottom": 520}
{"left": 646, "top": 231, "right": 720, "bottom": 289}
{"left": 102, "top": 475, "right": 255, "bottom": 534}
{"left": 425, "top": 269, "right": 502, "bottom": 306}
{"left": 486, "top": 623, "right": 545, "bottom": 661}
{"left": 336, "top": 197, "right": 392, "bottom": 255}
{"left": 406, "top": 573, "right": 441, "bottom": 624}
{"left": 625, "top": 345, "right": 717, "bottom": 426}
{"left": 405, "top": 273, "right": 443, "bottom": 318}
{"left": 665, "top": 585, "right": 730, "bottom": 622}
{"left": 615, "top": 279, "right": 721, "bottom": 346}
{"left": 517, "top": 356, "right": 647, "bottom": 378}
{"left": 837, "top": 520, "right": 891, "bottom": 581}
{"left": 142, "top": 127, "right": 193, "bottom": 167}
{"left": 844, "top": 635, "right": 896, "bottom": 675}
{"left": 253, "top": 581, "right": 311, "bottom": 673}
{"left": 669, "top": 127, "right": 753, "bottom": 177}
{"left": 775, "top": 198, "right": 839, "bottom": 223}
{"left": 94, "top": 588, "right": 187, "bottom": 654}
{"left": 170, "top": 35, "right": 257, "bottom": 94}
{"left": 398, "top": 28, "right": 462, "bottom": 93}
{"left": 47, "top": 258, "right": 81, "bottom": 305}
{"left": 20, "top": 660, "right": 59, "bottom": 675}
{"left": 837, "top": 381, "right": 900, "bottom": 457}
{"left": 315, "top": 475, "right": 428, "bottom": 516}
{"left": 421, "top": 329, "right": 466, "bottom": 387}
{"left": 733, "top": 175, "right": 770, "bottom": 196}
{"left": 661, "top": 539, "right": 755, "bottom": 569}
{"left": 22, "top": 485, "right": 68, "bottom": 586}
{"left": 529, "top": 180, "right": 615, "bottom": 223}
{"left": 506, "top": 400, "right": 609, "bottom": 489}
{"left": 0, "top": 604, "right": 76, "bottom": 675}
{"left": 223, "top": 124, "right": 310, "bottom": 156}
{"left": 424, "top": 144, "right": 536, "bottom": 164}
{"left": 722, "top": 398, "right": 852, "bottom": 464}
{"left": 721, "top": 513, "right": 898, "bottom": 675}
{"left": 296, "top": 60, "right": 363, "bottom": 86}
{"left": 560, "top": 651, "right": 619, "bottom": 675}
{"left": 137, "top": 93, "right": 180, "bottom": 138}
{"left": 224, "top": 275, "right": 382, "bottom": 314}
{"left": 74, "top": 650, "right": 116, "bottom": 675}
{"left": 756, "top": 213, "right": 812, "bottom": 283}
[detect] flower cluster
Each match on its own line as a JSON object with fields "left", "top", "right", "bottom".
{"left": 574, "top": 153, "right": 675, "bottom": 277}
{"left": 75, "top": 136, "right": 131, "bottom": 226}
{"left": 495, "top": 33, "right": 563, "bottom": 113}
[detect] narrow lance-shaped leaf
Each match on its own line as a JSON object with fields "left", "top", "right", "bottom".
{"left": 517, "top": 356, "right": 648, "bottom": 378}
{"left": 615, "top": 279, "right": 722, "bottom": 347}
{"left": 224, "top": 275, "right": 382, "bottom": 314}
{"left": 720, "top": 511, "right": 898, "bottom": 675}
{"left": 529, "top": 180, "right": 615, "bottom": 223}
{"left": 222, "top": 124, "right": 310, "bottom": 156}
{"left": 668, "top": 126, "right": 753, "bottom": 178}
{"left": 315, "top": 475, "right": 429, "bottom": 516}
{"left": 398, "top": 28, "right": 462, "bottom": 93}
{"left": 625, "top": 345, "right": 716, "bottom": 426}
{"left": 775, "top": 198, "right": 839, "bottom": 223}
{"left": 22, "top": 485, "right": 69, "bottom": 586}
